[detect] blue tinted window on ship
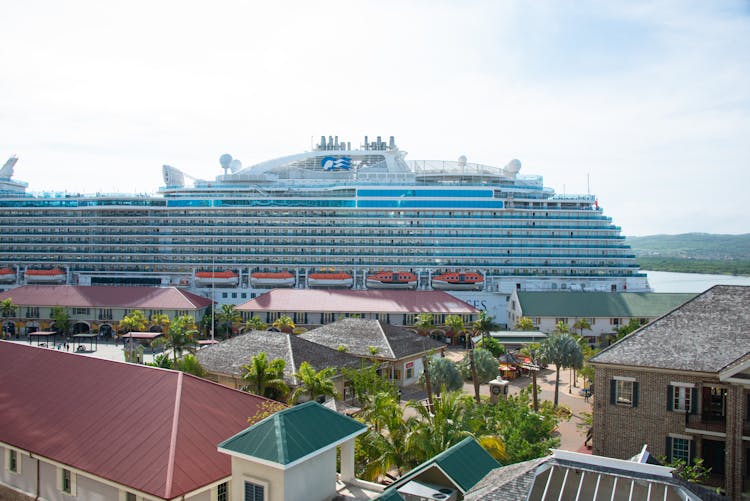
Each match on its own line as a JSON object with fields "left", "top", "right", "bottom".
{"left": 357, "top": 189, "right": 493, "bottom": 198}
{"left": 358, "top": 200, "right": 504, "bottom": 209}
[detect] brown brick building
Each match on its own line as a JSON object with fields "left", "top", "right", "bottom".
{"left": 590, "top": 285, "right": 750, "bottom": 500}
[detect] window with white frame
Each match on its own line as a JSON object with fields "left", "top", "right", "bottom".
{"left": 671, "top": 384, "right": 693, "bottom": 412}
{"left": 672, "top": 437, "right": 691, "bottom": 462}
{"left": 7, "top": 448, "right": 21, "bottom": 474}
{"left": 616, "top": 380, "right": 633, "bottom": 405}
{"left": 216, "top": 482, "right": 228, "bottom": 501}
{"left": 58, "top": 467, "right": 76, "bottom": 496}
{"left": 244, "top": 481, "right": 265, "bottom": 501}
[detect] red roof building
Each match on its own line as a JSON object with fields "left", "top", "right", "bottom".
{"left": 0, "top": 341, "right": 274, "bottom": 500}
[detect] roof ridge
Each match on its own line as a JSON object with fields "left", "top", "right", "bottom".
{"left": 377, "top": 321, "right": 396, "bottom": 358}
{"left": 274, "top": 413, "right": 287, "bottom": 464}
{"left": 286, "top": 334, "right": 297, "bottom": 386}
{"left": 164, "top": 371, "right": 183, "bottom": 498}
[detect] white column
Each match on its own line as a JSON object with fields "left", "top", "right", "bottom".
{"left": 340, "top": 439, "right": 355, "bottom": 483}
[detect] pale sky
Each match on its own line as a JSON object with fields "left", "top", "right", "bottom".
{"left": 2, "top": 0, "right": 749, "bottom": 236}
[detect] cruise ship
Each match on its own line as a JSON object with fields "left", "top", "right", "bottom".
{"left": 0, "top": 137, "right": 648, "bottom": 324}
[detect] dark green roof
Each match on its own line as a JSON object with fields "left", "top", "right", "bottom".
{"left": 385, "top": 437, "right": 500, "bottom": 495}
{"left": 516, "top": 292, "right": 696, "bottom": 318}
{"left": 218, "top": 401, "right": 366, "bottom": 467}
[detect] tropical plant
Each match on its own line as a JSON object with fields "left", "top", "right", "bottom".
{"left": 151, "top": 314, "right": 198, "bottom": 364}
{"left": 519, "top": 342, "right": 543, "bottom": 412}
{"left": 474, "top": 336, "right": 505, "bottom": 357}
{"left": 0, "top": 298, "right": 16, "bottom": 317}
{"left": 572, "top": 318, "right": 592, "bottom": 336}
{"left": 459, "top": 348, "right": 499, "bottom": 383}
{"left": 539, "top": 332, "right": 584, "bottom": 406}
{"left": 655, "top": 456, "right": 711, "bottom": 484}
{"left": 216, "top": 304, "right": 241, "bottom": 337}
{"left": 413, "top": 313, "right": 434, "bottom": 336}
{"left": 288, "top": 361, "right": 338, "bottom": 404}
{"left": 514, "top": 316, "right": 535, "bottom": 331}
{"left": 176, "top": 354, "right": 208, "bottom": 377}
{"left": 611, "top": 318, "right": 642, "bottom": 343}
{"left": 336, "top": 344, "right": 348, "bottom": 352}
{"left": 272, "top": 315, "right": 296, "bottom": 334}
{"left": 342, "top": 363, "right": 397, "bottom": 407}
{"left": 150, "top": 313, "right": 170, "bottom": 332}
{"left": 444, "top": 314, "right": 465, "bottom": 344}
{"left": 241, "top": 352, "right": 289, "bottom": 400}
{"left": 119, "top": 309, "right": 148, "bottom": 333}
{"left": 50, "top": 306, "right": 71, "bottom": 336}
{"left": 146, "top": 353, "right": 174, "bottom": 369}
{"left": 243, "top": 315, "right": 268, "bottom": 332}
{"left": 425, "top": 357, "right": 463, "bottom": 396}
{"left": 472, "top": 311, "right": 499, "bottom": 344}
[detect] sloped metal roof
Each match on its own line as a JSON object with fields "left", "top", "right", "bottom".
{"left": 516, "top": 291, "right": 695, "bottom": 318}
{"left": 218, "top": 401, "right": 366, "bottom": 468}
{"left": 237, "top": 289, "right": 478, "bottom": 314}
{"left": 0, "top": 285, "right": 211, "bottom": 309}
{"left": 0, "top": 341, "right": 273, "bottom": 500}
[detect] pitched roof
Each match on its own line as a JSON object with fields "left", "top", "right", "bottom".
{"left": 218, "top": 401, "right": 366, "bottom": 468}
{"left": 590, "top": 285, "right": 750, "bottom": 373}
{"left": 386, "top": 437, "right": 500, "bottom": 495}
{"left": 515, "top": 291, "right": 696, "bottom": 318}
{"left": 0, "top": 341, "right": 273, "bottom": 500}
{"left": 237, "top": 289, "right": 479, "bottom": 314}
{"left": 195, "top": 330, "right": 364, "bottom": 383}
{"left": 463, "top": 457, "right": 546, "bottom": 501}
{"left": 300, "top": 318, "right": 445, "bottom": 360}
{"left": 0, "top": 285, "right": 211, "bottom": 310}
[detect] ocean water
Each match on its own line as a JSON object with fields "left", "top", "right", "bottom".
{"left": 644, "top": 270, "right": 750, "bottom": 293}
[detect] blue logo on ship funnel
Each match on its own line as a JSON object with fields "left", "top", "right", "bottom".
{"left": 321, "top": 156, "right": 352, "bottom": 171}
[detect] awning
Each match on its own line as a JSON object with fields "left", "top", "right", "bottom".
{"left": 122, "top": 332, "right": 163, "bottom": 340}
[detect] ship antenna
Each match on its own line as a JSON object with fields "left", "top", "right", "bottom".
{"left": 587, "top": 173, "right": 590, "bottom": 195}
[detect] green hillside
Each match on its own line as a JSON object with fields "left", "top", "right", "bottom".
{"left": 626, "top": 233, "right": 750, "bottom": 276}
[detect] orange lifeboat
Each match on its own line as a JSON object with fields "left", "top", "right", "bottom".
{"left": 194, "top": 270, "right": 239, "bottom": 287}
{"left": 24, "top": 268, "right": 66, "bottom": 284}
{"left": 308, "top": 272, "right": 353, "bottom": 288}
{"left": 0, "top": 268, "right": 16, "bottom": 283}
{"left": 250, "top": 271, "right": 296, "bottom": 288}
{"left": 431, "top": 272, "right": 484, "bottom": 291}
{"left": 366, "top": 271, "right": 418, "bottom": 289}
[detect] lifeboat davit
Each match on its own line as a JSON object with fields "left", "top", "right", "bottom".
{"left": 308, "top": 272, "right": 354, "bottom": 288}
{"left": 194, "top": 270, "right": 239, "bottom": 287}
{"left": 366, "top": 271, "right": 418, "bottom": 289}
{"left": 431, "top": 272, "right": 484, "bottom": 291}
{"left": 0, "top": 268, "right": 16, "bottom": 283}
{"left": 24, "top": 268, "right": 67, "bottom": 284}
{"left": 251, "top": 272, "right": 296, "bottom": 288}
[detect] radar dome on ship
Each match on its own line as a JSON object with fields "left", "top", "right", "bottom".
{"left": 162, "top": 165, "right": 185, "bottom": 188}
{"left": 503, "top": 159, "right": 521, "bottom": 178}
{"left": 457, "top": 155, "right": 467, "bottom": 168}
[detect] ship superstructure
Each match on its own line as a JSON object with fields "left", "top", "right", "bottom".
{"left": 0, "top": 136, "right": 648, "bottom": 323}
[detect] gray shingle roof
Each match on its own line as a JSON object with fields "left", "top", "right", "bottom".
{"left": 464, "top": 457, "right": 546, "bottom": 501}
{"left": 516, "top": 291, "right": 695, "bottom": 318}
{"left": 590, "top": 285, "right": 750, "bottom": 373}
{"left": 299, "top": 318, "right": 444, "bottom": 360}
{"left": 195, "top": 330, "right": 364, "bottom": 383}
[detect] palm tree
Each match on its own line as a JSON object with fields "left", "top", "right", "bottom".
{"left": 539, "top": 332, "right": 584, "bottom": 406}
{"left": 288, "top": 361, "right": 338, "bottom": 404}
{"left": 176, "top": 354, "right": 207, "bottom": 377}
{"left": 50, "top": 306, "right": 71, "bottom": 337}
{"left": 472, "top": 311, "right": 499, "bottom": 345}
{"left": 520, "top": 342, "right": 542, "bottom": 412}
{"left": 152, "top": 315, "right": 198, "bottom": 364}
{"left": 243, "top": 316, "right": 268, "bottom": 332}
{"left": 358, "top": 392, "right": 416, "bottom": 480}
{"left": 1, "top": 298, "right": 16, "bottom": 318}
{"left": 413, "top": 313, "right": 434, "bottom": 337}
{"left": 241, "top": 352, "right": 289, "bottom": 400}
{"left": 216, "top": 304, "right": 241, "bottom": 337}
{"left": 445, "top": 314, "right": 465, "bottom": 345}
{"left": 570, "top": 319, "right": 591, "bottom": 387}
{"left": 426, "top": 357, "right": 463, "bottom": 396}
{"left": 272, "top": 315, "right": 295, "bottom": 334}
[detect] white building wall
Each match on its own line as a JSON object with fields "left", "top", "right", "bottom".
{"left": 1, "top": 447, "right": 36, "bottom": 498}
{"left": 283, "top": 448, "right": 337, "bottom": 501}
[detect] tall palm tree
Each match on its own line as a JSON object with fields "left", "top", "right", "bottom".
{"left": 539, "top": 332, "right": 584, "bottom": 406}
{"left": 570, "top": 319, "right": 591, "bottom": 387}
{"left": 288, "top": 361, "right": 338, "bottom": 404}
{"left": 445, "top": 314, "right": 465, "bottom": 345}
{"left": 472, "top": 310, "right": 499, "bottom": 345}
{"left": 358, "top": 392, "right": 416, "bottom": 480}
{"left": 272, "top": 315, "right": 295, "bottom": 334}
{"left": 520, "top": 342, "right": 542, "bottom": 412}
{"left": 1, "top": 298, "right": 16, "bottom": 318}
{"left": 241, "top": 352, "right": 289, "bottom": 400}
{"left": 413, "top": 313, "right": 434, "bottom": 337}
{"left": 216, "top": 304, "right": 241, "bottom": 337}
{"left": 50, "top": 306, "right": 71, "bottom": 337}
{"left": 243, "top": 316, "right": 268, "bottom": 332}
{"left": 514, "top": 316, "right": 535, "bottom": 331}
{"left": 152, "top": 315, "right": 198, "bottom": 364}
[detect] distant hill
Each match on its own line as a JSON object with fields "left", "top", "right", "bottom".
{"left": 626, "top": 233, "right": 750, "bottom": 275}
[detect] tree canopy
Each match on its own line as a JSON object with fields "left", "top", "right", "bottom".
{"left": 288, "top": 361, "right": 338, "bottom": 404}
{"left": 119, "top": 309, "right": 148, "bottom": 333}
{"left": 514, "top": 316, "right": 535, "bottom": 331}
{"left": 241, "top": 352, "right": 289, "bottom": 401}
{"left": 459, "top": 348, "right": 498, "bottom": 383}
{"left": 540, "top": 332, "right": 584, "bottom": 406}
{"left": 426, "top": 357, "right": 463, "bottom": 395}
